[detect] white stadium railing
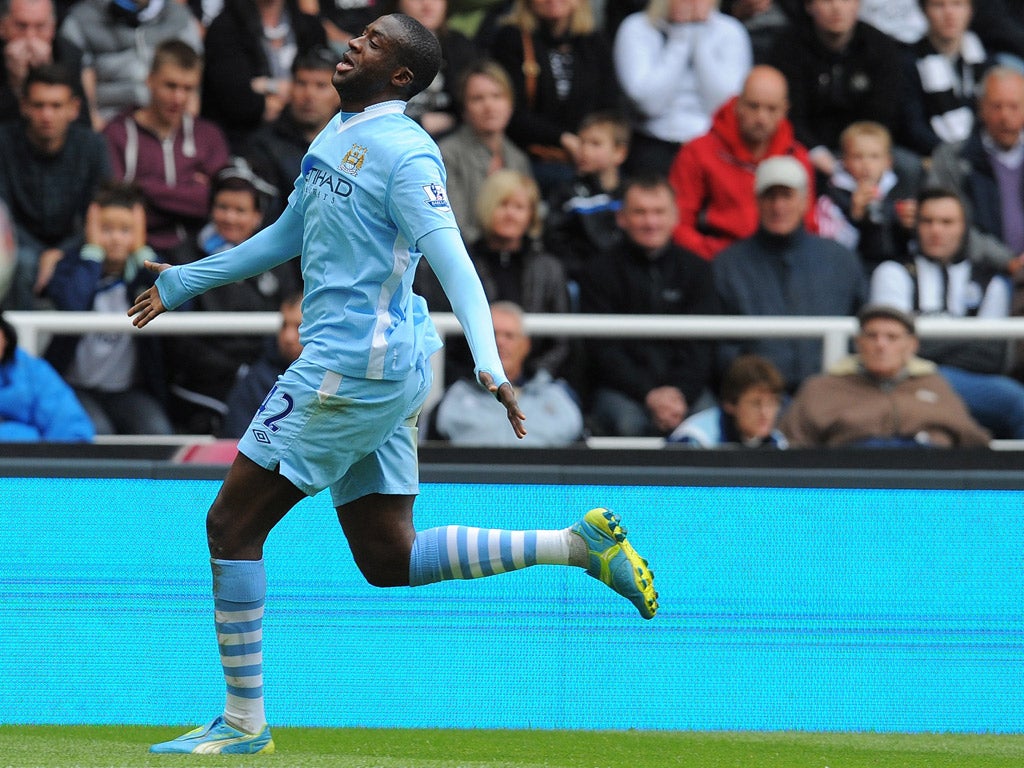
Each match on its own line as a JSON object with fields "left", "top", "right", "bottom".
{"left": 10, "top": 310, "right": 1024, "bottom": 353}
{"left": 9, "top": 310, "right": 1024, "bottom": 416}
{"left": 9, "top": 310, "right": 1024, "bottom": 450}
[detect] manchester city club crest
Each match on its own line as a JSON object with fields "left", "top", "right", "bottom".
{"left": 422, "top": 182, "right": 451, "bottom": 210}
{"left": 340, "top": 144, "right": 367, "bottom": 175}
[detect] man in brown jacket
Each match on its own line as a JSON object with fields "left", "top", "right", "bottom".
{"left": 779, "top": 304, "right": 990, "bottom": 448}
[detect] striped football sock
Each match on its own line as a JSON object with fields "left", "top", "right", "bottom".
{"left": 211, "top": 558, "right": 266, "bottom": 734}
{"left": 408, "top": 526, "right": 578, "bottom": 586}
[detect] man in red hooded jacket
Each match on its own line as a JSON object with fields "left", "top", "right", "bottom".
{"left": 668, "top": 65, "right": 816, "bottom": 260}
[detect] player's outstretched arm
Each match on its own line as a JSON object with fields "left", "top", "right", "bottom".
{"left": 419, "top": 227, "right": 528, "bottom": 439}
{"left": 478, "top": 371, "right": 527, "bottom": 439}
{"left": 128, "top": 261, "right": 173, "bottom": 328}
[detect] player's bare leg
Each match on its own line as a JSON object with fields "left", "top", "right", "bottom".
{"left": 206, "top": 453, "right": 308, "bottom": 561}
{"left": 336, "top": 494, "right": 417, "bottom": 587}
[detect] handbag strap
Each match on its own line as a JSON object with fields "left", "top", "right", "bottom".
{"left": 521, "top": 28, "right": 540, "bottom": 110}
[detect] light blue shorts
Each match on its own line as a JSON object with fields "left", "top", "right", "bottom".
{"left": 237, "top": 356, "right": 433, "bottom": 507}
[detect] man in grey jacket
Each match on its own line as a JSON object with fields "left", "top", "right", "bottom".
{"left": 713, "top": 155, "right": 866, "bottom": 393}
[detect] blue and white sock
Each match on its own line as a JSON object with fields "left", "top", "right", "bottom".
{"left": 211, "top": 558, "right": 266, "bottom": 734}
{"left": 409, "top": 526, "right": 578, "bottom": 586}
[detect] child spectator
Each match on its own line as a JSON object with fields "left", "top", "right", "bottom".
{"left": 667, "top": 354, "right": 787, "bottom": 448}
{"left": 163, "top": 160, "right": 299, "bottom": 435}
{"left": 43, "top": 180, "right": 173, "bottom": 435}
{"left": 218, "top": 291, "right": 303, "bottom": 439}
{"left": 544, "top": 110, "right": 630, "bottom": 307}
{"left": 0, "top": 310, "right": 94, "bottom": 442}
{"left": 816, "top": 121, "right": 920, "bottom": 278}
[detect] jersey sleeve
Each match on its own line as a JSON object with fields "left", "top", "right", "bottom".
{"left": 156, "top": 206, "right": 304, "bottom": 310}
{"left": 418, "top": 227, "right": 508, "bottom": 389}
{"left": 386, "top": 149, "right": 461, "bottom": 244}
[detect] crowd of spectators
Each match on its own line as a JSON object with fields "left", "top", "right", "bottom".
{"left": 0, "top": 0, "right": 1023, "bottom": 448}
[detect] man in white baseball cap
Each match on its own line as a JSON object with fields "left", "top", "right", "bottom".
{"left": 712, "top": 154, "right": 866, "bottom": 393}
{"left": 754, "top": 155, "right": 808, "bottom": 196}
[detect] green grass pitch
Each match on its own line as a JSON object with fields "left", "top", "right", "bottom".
{"left": 2, "top": 726, "right": 1024, "bottom": 768}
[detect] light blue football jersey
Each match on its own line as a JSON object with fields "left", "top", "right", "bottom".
{"left": 288, "top": 100, "right": 455, "bottom": 380}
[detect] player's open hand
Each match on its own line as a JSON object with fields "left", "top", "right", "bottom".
{"left": 478, "top": 371, "right": 527, "bottom": 439}
{"left": 128, "top": 261, "right": 172, "bottom": 328}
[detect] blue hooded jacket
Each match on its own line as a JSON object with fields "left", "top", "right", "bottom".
{"left": 0, "top": 317, "right": 94, "bottom": 442}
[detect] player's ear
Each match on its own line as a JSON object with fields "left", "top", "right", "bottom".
{"left": 391, "top": 65, "right": 414, "bottom": 90}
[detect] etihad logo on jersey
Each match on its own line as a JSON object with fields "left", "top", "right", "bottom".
{"left": 340, "top": 144, "right": 367, "bottom": 176}
{"left": 305, "top": 166, "right": 353, "bottom": 201}
{"left": 422, "top": 182, "right": 450, "bottom": 211}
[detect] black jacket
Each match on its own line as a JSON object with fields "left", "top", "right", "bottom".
{"left": 767, "top": 20, "right": 904, "bottom": 152}
{"left": 579, "top": 238, "right": 719, "bottom": 405}
{"left": 242, "top": 109, "right": 314, "bottom": 222}
{"left": 490, "top": 23, "right": 621, "bottom": 150}
{"left": 201, "top": 0, "right": 327, "bottom": 150}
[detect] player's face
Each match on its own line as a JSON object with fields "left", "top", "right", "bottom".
{"left": 924, "top": 0, "right": 972, "bottom": 45}
{"left": 575, "top": 125, "right": 626, "bottom": 176}
{"left": 333, "top": 17, "right": 408, "bottom": 106}
{"left": 290, "top": 67, "right": 340, "bottom": 131}
{"left": 491, "top": 308, "right": 530, "bottom": 379}
{"left": 95, "top": 205, "right": 136, "bottom": 266}
{"left": 147, "top": 63, "right": 200, "bottom": 128}
{"left": 20, "top": 82, "right": 77, "bottom": 147}
{"left": 723, "top": 385, "right": 781, "bottom": 442}
{"left": 398, "top": 0, "right": 447, "bottom": 32}
{"left": 916, "top": 197, "right": 966, "bottom": 263}
{"left": 212, "top": 189, "right": 263, "bottom": 245}
{"left": 979, "top": 74, "right": 1024, "bottom": 150}
{"left": 617, "top": 185, "right": 677, "bottom": 251}
{"left": 857, "top": 318, "right": 918, "bottom": 379}
{"left": 757, "top": 185, "right": 806, "bottom": 236}
{"left": 842, "top": 135, "right": 890, "bottom": 185}
{"left": 462, "top": 73, "right": 512, "bottom": 135}
{"left": 277, "top": 302, "right": 303, "bottom": 364}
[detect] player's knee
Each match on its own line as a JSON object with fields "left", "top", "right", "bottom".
{"left": 206, "top": 503, "right": 248, "bottom": 558}
{"left": 206, "top": 509, "right": 231, "bottom": 558}
{"left": 352, "top": 545, "right": 412, "bottom": 588}
{"left": 360, "top": 568, "right": 409, "bottom": 588}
